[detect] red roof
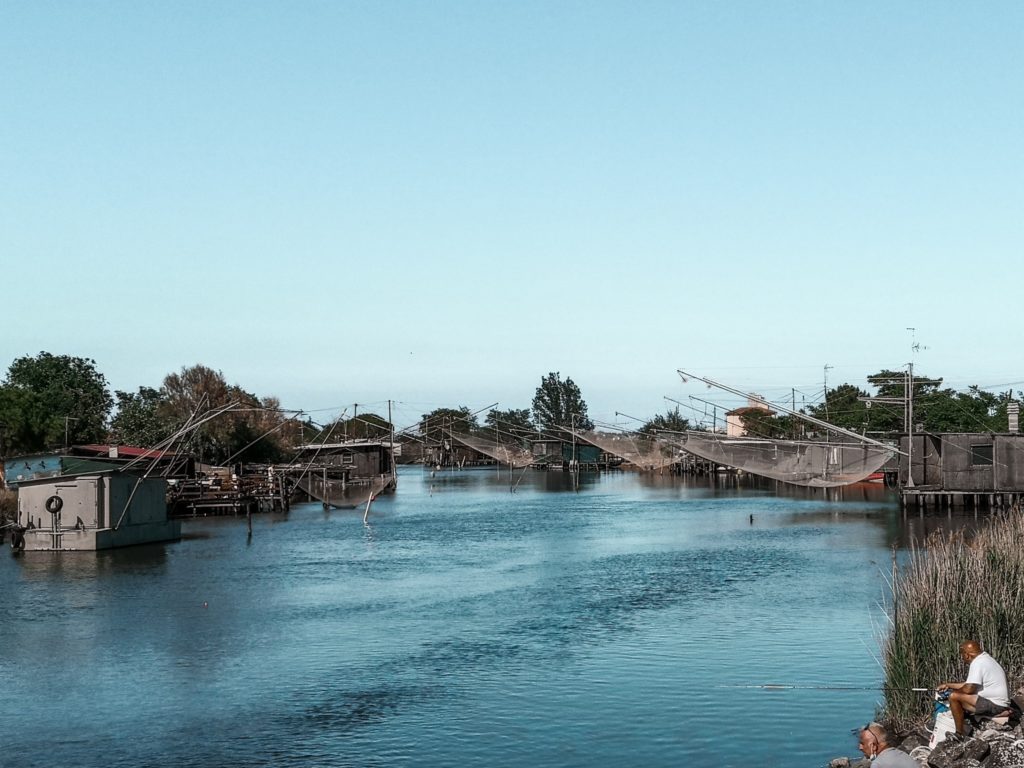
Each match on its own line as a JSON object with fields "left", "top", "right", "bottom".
{"left": 76, "top": 444, "right": 177, "bottom": 459}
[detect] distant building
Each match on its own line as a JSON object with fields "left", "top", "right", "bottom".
{"left": 725, "top": 394, "right": 774, "bottom": 437}
{"left": 3, "top": 445, "right": 184, "bottom": 488}
{"left": 901, "top": 432, "right": 1024, "bottom": 492}
{"left": 288, "top": 440, "right": 397, "bottom": 508}
{"left": 529, "top": 436, "right": 615, "bottom": 470}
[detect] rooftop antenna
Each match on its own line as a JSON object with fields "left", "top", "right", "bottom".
{"left": 823, "top": 364, "right": 833, "bottom": 425}
{"left": 904, "top": 327, "right": 929, "bottom": 489}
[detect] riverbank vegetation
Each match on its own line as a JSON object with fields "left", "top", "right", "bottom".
{"left": 1, "top": 349, "right": 1019, "bottom": 470}
{"left": 0, "top": 353, "right": 304, "bottom": 465}
{"left": 736, "top": 372, "right": 1019, "bottom": 439}
{"left": 882, "top": 505, "right": 1024, "bottom": 730}
{"left": 0, "top": 488, "right": 15, "bottom": 525}
{"left": 0, "top": 354, "right": 605, "bottom": 469}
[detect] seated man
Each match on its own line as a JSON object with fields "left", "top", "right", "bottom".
{"left": 857, "top": 722, "right": 916, "bottom": 767}
{"left": 937, "top": 639, "right": 1011, "bottom": 735}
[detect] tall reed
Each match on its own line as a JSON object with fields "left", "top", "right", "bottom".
{"left": 882, "top": 506, "right": 1024, "bottom": 730}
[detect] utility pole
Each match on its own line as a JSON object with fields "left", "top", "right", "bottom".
{"left": 388, "top": 399, "right": 396, "bottom": 487}
{"left": 823, "top": 364, "right": 833, "bottom": 425}
{"left": 906, "top": 363, "right": 915, "bottom": 488}
{"left": 856, "top": 330, "right": 936, "bottom": 488}
{"left": 791, "top": 388, "right": 797, "bottom": 439}
{"left": 63, "top": 416, "right": 79, "bottom": 453}
{"left": 571, "top": 412, "right": 577, "bottom": 468}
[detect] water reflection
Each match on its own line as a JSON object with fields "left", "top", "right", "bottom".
{"left": 892, "top": 506, "right": 990, "bottom": 546}
{"left": 420, "top": 466, "right": 604, "bottom": 493}
{"left": 12, "top": 541, "right": 170, "bottom": 582}
{"left": 2, "top": 465, "right": 1010, "bottom": 768}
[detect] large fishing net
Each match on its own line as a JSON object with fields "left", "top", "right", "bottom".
{"left": 449, "top": 431, "right": 536, "bottom": 468}
{"left": 660, "top": 432, "right": 893, "bottom": 488}
{"left": 296, "top": 474, "right": 393, "bottom": 508}
{"left": 563, "top": 429, "right": 682, "bottom": 470}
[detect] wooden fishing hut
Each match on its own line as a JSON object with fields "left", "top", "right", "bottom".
{"left": 287, "top": 440, "right": 397, "bottom": 508}
{"left": 899, "top": 432, "right": 1024, "bottom": 510}
{"left": 528, "top": 436, "right": 620, "bottom": 471}
{"left": 167, "top": 463, "right": 289, "bottom": 517}
{"left": 422, "top": 437, "right": 496, "bottom": 468}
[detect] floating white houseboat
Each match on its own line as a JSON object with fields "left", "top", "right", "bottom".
{"left": 12, "top": 472, "right": 181, "bottom": 551}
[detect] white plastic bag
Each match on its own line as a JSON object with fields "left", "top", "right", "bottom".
{"left": 929, "top": 710, "right": 956, "bottom": 750}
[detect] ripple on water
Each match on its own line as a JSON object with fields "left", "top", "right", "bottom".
{"left": 1, "top": 469, "right": 900, "bottom": 768}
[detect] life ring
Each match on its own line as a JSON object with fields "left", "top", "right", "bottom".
{"left": 45, "top": 495, "right": 63, "bottom": 514}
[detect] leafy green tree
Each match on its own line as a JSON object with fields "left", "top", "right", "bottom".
{"left": 805, "top": 383, "right": 876, "bottom": 432}
{"left": 322, "top": 413, "right": 392, "bottom": 441}
{"left": 158, "top": 365, "right": 290, "bottom": 464}
{"left": 420, "top": 407, "right": 479, "bottom": 442}
{"left": 159, "top": 365, "right": 235, "bottom": 463}
{"left": 296, "top": 417, "right": 328, "bottom": 444}
{"left": 218, "top": 389, "right": 293, "bottom": 463}
{"left": 2, "top": 352, "right": 113, "bottom": 450}
{"left": 110, "top": 386, "right": 174, "bottom": 447}
{"left": 804, "top": 372, "right": 1019, "bottom": 436}
{"left": 0, "top": 385, "right": 47, "bottom": 456}
{"left": 532, "top": 372, "right": 592, "bottom": 432}
{"left": 914, "top": 385, "right": 1014, "bottom": 433}
{"left": 639, "top": 407, "right": 690, "bottom": 436}
{"left": 162, "top": 364, "right": 231, "bottom": 418}
{"left": 484, "top": 408, "right": 535, "bottom": 440}
{"left": 868, "top": 369, "right": 943, "bottom": 401}
{"left": 734, "top": 407, "right": 803, "bottom": 439}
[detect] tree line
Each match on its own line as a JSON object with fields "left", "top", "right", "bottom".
{"left": 1, "top": 352, "right": 1014, "bottom": 465}
{"left": 0, "top": 358, "right": 613, "bottom": 462}
{"left": 0, "top": 353, "right": 300, "bottom": 465}
{"left": 735, "top": 370, "right": 1019, "bottom": 439}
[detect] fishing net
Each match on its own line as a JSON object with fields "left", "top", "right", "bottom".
{"left": 297, "top": 474, "right": 393, "bottom": 508}
{"left": 449, "top": 432, "right": 535, "bottom": 468}
{"left": 564, "top": 429, "right": 682, "bottom": 471}
{"left": 660, "top": 432, "right": 893, "bottom": 488}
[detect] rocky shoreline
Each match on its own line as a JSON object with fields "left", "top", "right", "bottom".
{"left": 829, "top": 719, "right": 1024, "bottom": 768}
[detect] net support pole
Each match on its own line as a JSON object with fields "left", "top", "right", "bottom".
{"left": 677, "top": 369, "right": 907, "bottom": 457}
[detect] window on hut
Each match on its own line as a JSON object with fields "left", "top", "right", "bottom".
{"left": 970, "top": 444, "right": 994, "bottom": 466}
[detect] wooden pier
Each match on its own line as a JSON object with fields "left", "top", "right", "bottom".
{"left": 168, "top": 470, "right": 289, "bottom": 518}
{"left": 900, "top": 488, "right": 1023, "bottom": 511}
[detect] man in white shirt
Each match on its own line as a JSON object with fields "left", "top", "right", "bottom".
{"left": 937, "top": 640, "right": 1011, "bottom": 735}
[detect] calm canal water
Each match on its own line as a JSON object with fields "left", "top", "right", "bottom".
{"left": 2, "top": 468, "right": 969, "bottom": 767}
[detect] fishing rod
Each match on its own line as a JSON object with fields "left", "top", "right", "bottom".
{"left": 718, "top": 684, "right": 933, "bottom": 692}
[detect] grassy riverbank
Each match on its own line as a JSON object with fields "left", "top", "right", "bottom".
{"left": 882, "top": 506, "right": 1024, "bottom": 730}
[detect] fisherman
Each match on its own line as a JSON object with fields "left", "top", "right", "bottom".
{"left": 857, "top": 722, "right": 916, "bottom": 767}
{"left": 937, "top": 639, "right": 1011, "bottom": 735}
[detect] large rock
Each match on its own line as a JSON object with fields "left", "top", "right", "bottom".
{"left": 901, "top": 729, "right": 930, "bottom": 752}
{"left": 927, "top": 737, "right": 991, "bottom": 768}
{"left": 985, "top": 738, "right": 1024, "bottom": 768}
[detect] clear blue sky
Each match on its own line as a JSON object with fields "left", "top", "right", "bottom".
{"left": 2, "top": 1, "right": 1022, "bottom": 429}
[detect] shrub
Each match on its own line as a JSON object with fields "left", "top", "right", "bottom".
{"left": 0, "top": 488, "right": 16, "bottom": 525}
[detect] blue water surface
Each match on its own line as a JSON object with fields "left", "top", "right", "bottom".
{"left": 2, "top": 468, "right": 937, "bottom": 767}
